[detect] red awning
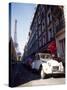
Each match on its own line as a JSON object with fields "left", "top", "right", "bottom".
{"left": 48, "top": 41, "right": 57, "bottom": 54}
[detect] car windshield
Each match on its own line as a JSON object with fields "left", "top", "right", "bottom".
{"left": 40, "top": 54, "right": 52, "bottom": 59}
{"left": 35, "top": 53, "right": 52, "bottom": 60}
{"left": 40, "top": 55, "right": 45, "bottom": 59}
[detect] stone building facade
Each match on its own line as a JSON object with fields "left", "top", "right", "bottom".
{"left": 23, "top": 5, "right": 65, "bottom": 63}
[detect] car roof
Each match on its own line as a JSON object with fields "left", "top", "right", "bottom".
{"left": 35, "top": 53, "right": 51, "bottom": 56}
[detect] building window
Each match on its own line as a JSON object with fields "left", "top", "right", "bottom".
{"left": 51, "top": 28, "right": 54, "bottom": 38}
{"left": 48, "top": 28, "right": 54, "bottom": 41}
{"left": 48, "top": 29, "right": 51, "bottom": 41}
{"left": 38, "top": 25, "right": 41, "bottom": 36}
{"left": 42, "top": 20, "right": 45, "bottom": 32}
{"left": 38, "top": 12, "right": 41, "bottom": 25}
{"left": 36, "top": 23, "right": 37, "bottom": 31}
{"left": 47, "top": 12, "right": 52, "bottom": 25}
{"left": 41, "top": 11, "right": 44, "bottom": 20}
{"left": 43, "top": 37, "right": 45, "bottom": 46}
{"left": 43, "top": 31, "right": 46, "bottom": 43}
{"left": 42, "top": 32, "right": 46, "bottom": 46}
{"left": 36, "top": 31, "right": 38, "bottom": 40}
{"left": 39, "top": 38, "right": 42, "bottom": 47}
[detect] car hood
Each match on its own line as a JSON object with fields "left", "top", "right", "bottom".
{"left": 47, "top": 59, "right": 59, "bottom": 66}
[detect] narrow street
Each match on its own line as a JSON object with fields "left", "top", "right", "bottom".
{"left": 19, "top": 77, "right": 65, "bottom": 87}
{"left": 11, "top": 62, "right": 65, "bottom": 87}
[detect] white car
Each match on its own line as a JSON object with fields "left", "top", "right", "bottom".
{"left": 31, "top": 53, "right": 64, "bottom": 79}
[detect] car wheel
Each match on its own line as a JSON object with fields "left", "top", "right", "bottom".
{"left": 40, "top": 67, "right": 46, "bottom": 79}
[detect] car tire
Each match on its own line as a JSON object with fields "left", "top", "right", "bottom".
{"left": 39, "top": 67, "right": 46, "bottom": 79}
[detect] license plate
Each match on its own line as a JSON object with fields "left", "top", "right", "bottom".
{"left": 52, "top": 66, "right": 59, "bottom": 71}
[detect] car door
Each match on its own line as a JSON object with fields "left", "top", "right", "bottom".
{"left": 35, "top": 60, "right": 41, "bottom": 70}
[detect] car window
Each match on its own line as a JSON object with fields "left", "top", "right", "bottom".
{"left": 45, "top": 55, "right": 51, "bottom": 59}
{"left": 35, "top": 55, "right": 40, "bottom": 60}
{"left": 41, "top": 55, "right": 45, "bottom": 59}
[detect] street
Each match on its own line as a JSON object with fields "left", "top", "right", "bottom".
{"left": 19, "top": 77, "right": 65, "bottom": 87}
{"left": 10, "top": 62, "right": 65, "bottom": 87}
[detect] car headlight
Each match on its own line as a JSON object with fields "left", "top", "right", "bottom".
{"left": 59, "top": 62, "right": 64, "bottom": 71}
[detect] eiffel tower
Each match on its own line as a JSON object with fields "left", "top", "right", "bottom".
{"left": 14, "top": 19, "right": 18, "bottom": 51}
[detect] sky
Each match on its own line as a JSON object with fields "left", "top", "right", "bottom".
{"left": 11, "top": 3, "right": 37, "bottom": 55}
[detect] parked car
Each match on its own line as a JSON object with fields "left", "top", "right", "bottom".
{"left": 31, "top": 53, "right": 64, "bottom": 79}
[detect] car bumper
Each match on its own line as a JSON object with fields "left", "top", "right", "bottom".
{"left": 45, "top": 70, "right": 64, "bottom": 75}
{"left": 46, "top": 71, "right": 65, "bottom": 77}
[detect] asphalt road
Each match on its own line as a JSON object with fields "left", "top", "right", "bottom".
{"left": 10, "top": 62, "right": 65, "bottom": 87}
